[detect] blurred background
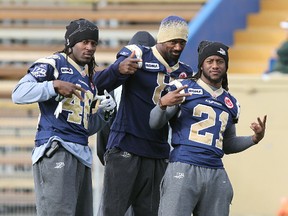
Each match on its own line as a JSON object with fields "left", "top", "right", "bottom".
{"left": 0, "top": 0, "right": 287, "bottom": 215}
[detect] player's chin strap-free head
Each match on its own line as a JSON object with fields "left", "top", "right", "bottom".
{"left": 65, "top": 18, "right": 99, "bottom": 48}
{"left": 197, "top": 40, "right": 230, "bottom": 91}
{"left": 197, "top": 40, "right": 229, "bottom": 72}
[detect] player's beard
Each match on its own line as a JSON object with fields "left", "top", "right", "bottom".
{"left": 163, "top": 50, "right": 181, "bottom": 64}
{"left": 202, "top": 70, "right": 225, "bottom": 86}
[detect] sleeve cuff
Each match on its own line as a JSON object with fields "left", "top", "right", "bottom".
{"left": 47, "top": 81, "right": 57, "bottom": 96}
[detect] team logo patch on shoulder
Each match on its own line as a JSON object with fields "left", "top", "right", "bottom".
{"left": 188, "top": 88, "right": 203, "bottom": 95}
{"left": 145, "top": 62, "right": 159, "bottom": 70}
{"left": 30, "top": 64, "right": 48, "bottom": 78}
{"left": 61, "top": 67, "right": 73, "bottom": 74}
{"left": 224, "top": 97, "right": 234, "bottom": 108}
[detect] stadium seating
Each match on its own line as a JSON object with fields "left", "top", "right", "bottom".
{"left": 2, "top": 0, "right": 286, "bottom": 214}
{"left": 229, "top": 0, "right": 288, "bottom": 74}
{"left": 0, "top": 0, "right": 206, "bottom": 214}
{"left": 0, "top": 0, "right": 205, "bottom": 81}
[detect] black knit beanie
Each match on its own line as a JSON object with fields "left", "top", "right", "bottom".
{"left": 197, "top": 40, "right": 229, "bottom": 71}
{"left": 65, "top": 18, "right": 99, "bottom": 48}
{"left": 128, "top": 31, "right": 156, "bottom": 47}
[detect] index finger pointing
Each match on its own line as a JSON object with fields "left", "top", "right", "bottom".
{"left": 73, "top": 90, "right": 84, "bottom": 101}
{"left": 75, "top": 85, "right": 86, "bottom": 93}
{"left": 73, "top": 86, "right": 86, "bottom": 101}
{"left": 175, "top": 85, "right": 188, "bottom": 93}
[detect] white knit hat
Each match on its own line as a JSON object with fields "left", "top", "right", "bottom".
{"left": 157, "top": 15, "right": 188, "bottom": 43}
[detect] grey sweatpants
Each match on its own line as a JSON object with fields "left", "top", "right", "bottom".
{"left": 158, "top": 162, "right": 233, "bottom": 216}
{"left": 33, "top": 147, "right": 93, "bottom": 216}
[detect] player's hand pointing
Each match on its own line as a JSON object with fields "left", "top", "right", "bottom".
{"left": 158, "top": 85, "right": 191, "bottom": 110}
{"left": 53, "top": 80, "right": 86, "bottom": 101}
{"left": 119, "top": 51, "right": 142, "bottom": 75}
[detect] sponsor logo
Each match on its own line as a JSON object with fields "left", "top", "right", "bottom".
{"left": 174, "top": 172, "right": 185, "bottom": 179}
{"left": 225, "top": 97, "right": 234, "bottom": 108}
{"left": 217, "top": 48, "right": 226, "bottom": 56}
{"left": 205, "top": 99, "right": 222, "bottom": 106}
{"left": 119, "top": 51, "right": 130, "bottom": 56}
{"left": 61, "top": 67, "right": 73, "bottom": 74}
{"left": 54, "top": 162, "right": 65, "bottom": 169}
{"left": 145, "top": 62, "right": 159, "bottom": 70}
{"left": 188, "top": 88, "right": 203, "bottom": 95}
{"left": 121, "top": 151, "right": 131, "bottom": 158}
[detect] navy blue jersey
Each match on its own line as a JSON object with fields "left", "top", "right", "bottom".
{"left": 168, "top": 78, "right": 240, "bottom": 168}
{"left": 93, "top": 45, "right": 194, "bottom": 158}
{"left": 28, "top": 53, "right": 96, "bottom": 146}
